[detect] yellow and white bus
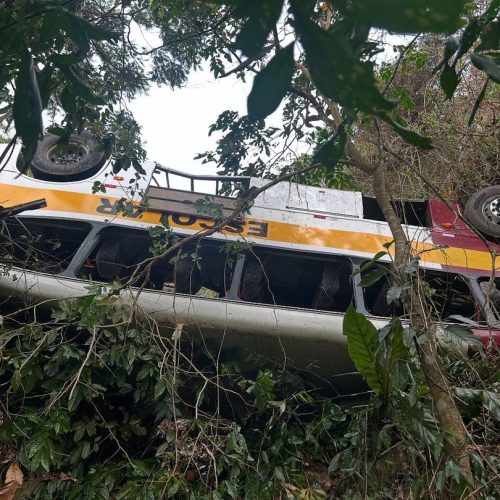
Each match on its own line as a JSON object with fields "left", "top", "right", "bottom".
{"left": 1, "top": 136, "right": 499, "bottom": 389}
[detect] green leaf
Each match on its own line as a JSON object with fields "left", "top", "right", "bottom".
{"left": 136, "top": 364, "right": 152, "bottom": 381}
{"left": 43, "top": 6, "right": 119, "bottom": 57}
{"left": 403, "top": 326, "right": 416, "bottom": 347}
{"left": 471, "top": 54, "right": 500, "bottom": 83}
{"left": 443, "top": 324, "right": 484, "bottom": 350}
{"left": 11, "top": 370, "right": 21, "bottom": 392}
{"left": 335, "top": 0, "right": 467, "bottom": 34}
{"left": 483, "top": 391, "right": 500, "bottom": 420}
{"left": 468, "top": 78, "right": 489, "bottom": 127}
{"left": 477, "top": 20, "right": 500, "bottom": 52}
{"left": 49, "top": 53, "right": 81, "bottom": 66}
{"left": 81, "top": 441, "right": 92, "bottom": 459}
{"left": 360, "top": 266, "right": 388, "bottom": 287}
{"left": 251, "top": 370, "right": 276, "bottom": 410}
{"left": 36, "top": 65, "right": 55, "bottom": 109}
{"left": 386, "top": 285, "right": 402, "bottom": 304}
{"left": 454, "top": 18, "right": 482, "bottom": 61}
{"left": 454, "top": 387, "right": 500, "bottom": 421}
{"left": 343, "top": 305, "right": 383, "bottom": 394}
{"left": 291, "top": 2, "right": 394, "bottom": 114}
{"left": 55, "top": 63, "right": 105, "bottom": 105}
{"left": 154, "top": 377, "right": 168, "bottom": 399}
{"left": 234, "top": 0, "right": 284, "bottom": 58}
{"left": 247, "top": 43, "right": 295, "bottom": 122}
{"left": 377, "top": 112, "right": 433, "bottom": 149}
{"left": 388, "top": 318, "right": 406, "bottom": 365}
{"left": 13, "top": 47, "right": 44, "bottom": 165}
{"left": 443, "top": 37, "right": 459, "bottom": 63}
{"left": 64, "top": 10, "right": 119, "bottom": 42}
{"left": 60, "top": 85, "right": 77, "bottom": 113}
{"left": 440, "top": 64, "right": 459, "bottom": 99}
{"left": 47, "top": 126, "right": 67, "bottom": 137}
{"left": 68, "top": 387, "right": 82, "bottom": 412}
{"left": 312, "top": 126, "right": 347, "bottom": 169}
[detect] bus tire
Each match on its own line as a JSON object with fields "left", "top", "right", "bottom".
{"left": 464, "top": 186, "right": 500, "bottom": 238}
{"left": 20, "top": 132, "right": 107, "bottom": 181}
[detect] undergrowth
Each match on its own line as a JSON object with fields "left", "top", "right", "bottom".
{"left": 0, "top": 291, "right": 499, "bottom": 499}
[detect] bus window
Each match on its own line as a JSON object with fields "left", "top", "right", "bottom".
{"left": 362, "top": 265, "right": 479, "bottom": 322}
{"left": 0, "top": 218, "right": 91, "bottom": 274}
{"left": 79, "top": 228, "right": 235, "bottom": 296}
{"left": 478, "top": 278, "right": 500, "bottom": 322}
{"left": 362, "top": 270, "right": 404, "bottom": 317}
{"left": 239, "top": 249, "right": 353, "bottom": 312}
{"left": 423, "top": 272, "right": 478, "bottom": 322}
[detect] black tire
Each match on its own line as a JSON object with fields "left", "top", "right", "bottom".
{"left": 464, "top": 186, "right": 500, "bottom": 238}
{"left": 18, "top": 132, "right": 107, "bottom": 181}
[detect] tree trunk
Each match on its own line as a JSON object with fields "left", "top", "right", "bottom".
{"left": 297, "top": 58, "right": 474, "bottom": 493}
{"left": 371, "top": 165, "right": 474, "bottom": 492}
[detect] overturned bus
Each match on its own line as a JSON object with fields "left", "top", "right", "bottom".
{"left": 1, "top": 134, "right": 500, "bottom": 390}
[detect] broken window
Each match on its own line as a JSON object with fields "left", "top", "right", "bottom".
{"left": 423, "top": 272, "right": 478, "bottom": 322}
{"left": 478, "top": 278, "right": 500, "bottom": 322}
{"left": 0, "top": 217, "right": 91, "bottom": 274}
{"left": 239, "top": 248, "right": 353, "bottom": 312}
{"left": 362, "top": 268, "right": 404, "bottom": 317}
{"left": 79, "top": 227, "right": 235, "bottom": 297}
{"left": 362, "top": 265, "right": 479, "bottom": 322}
{"left": 362, "top": 196, "right": 429, "bottom": 227}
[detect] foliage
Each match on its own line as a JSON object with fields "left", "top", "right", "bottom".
{"left": 1, "top": 0, "right": 500, "bottom": 497}
{"left": 0, "top": 0, "right": 237, "bottom": 168}
{"left": 343, "top": 307, "right": 406, "bottom": 402}
{"left": 0, "top": 288, "right": 499, "bottom": 498}
{"left": 354, "top": 34, "right": 500, "bottom": 200}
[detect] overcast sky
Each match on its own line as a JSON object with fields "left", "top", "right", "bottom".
{"left": 129, "top": 68, "right": 253, "bottom": 176}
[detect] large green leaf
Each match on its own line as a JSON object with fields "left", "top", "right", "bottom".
{"left": 375, "top": 317, "right": 407, "bottom": 396}
{"left": 247, "top": 43, "right": 295, "bottom": 122}
{"left": 440, "top": 64, "right": 459, "bottom": 99}
{"left": 312, "top": 126, "right": 346, "bottom": 169}
{"left": 454, "top": 387, "right": 500, "bottom": 421}
{"left": 483, "top": 390, "right": 500, "bottom": 421}
{"left": 13, "top": 48, "right": 43, "bottom": 165}
{"left": 335, "top": 0, "right": 467, "bottom": 34}
{"left": 454, "top": 18, "right": 482, "bottom": 61}
{"left": 360, "top": 265, "right": 389, "bottom": 287}
{"left": 290, "top": 1, "right": 394, "bottom": 114}
{"left": 477, "top": 20, "right": 500, "bottom": 52}
{"left": 234, "top": 0, "right": 284, "bottom": 58}
{"left": 471, "top": 54, "right": 500, "bottom": 83}
{"left": 468, "top": 78, "right": 489, "bottom": 127}
{"left": 36, "top": 65, "right": 55, "bottom": 109}
{"left": 55, "top": 63, "right": 105, "bottom": 105}
{"left": 36, "top": 8, "right": 112, "bottom": 60}
{"left": 377, "top": 112, "right": 433, "bottom": 149}
{"left": 387, "top": 318, "right": 406, "bottom": 365}
{"left": 343, "top": 305, "right": 384, "bottom": 394}
{"left": 60, "top": 85, "right": 77, "bottom": 114}
{"left": 443, "top": 324, "right": 483, "bottom": 350}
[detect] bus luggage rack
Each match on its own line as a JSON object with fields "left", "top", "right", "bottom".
{"left": 146, "top": 164, "right": 251, "bottom": 219}
{"left": 151, "top": 163, "right": 250, "bottom": 197}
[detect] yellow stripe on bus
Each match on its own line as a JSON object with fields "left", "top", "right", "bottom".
{"left": 0, "top": 183, "right": 495, "bottom": 273}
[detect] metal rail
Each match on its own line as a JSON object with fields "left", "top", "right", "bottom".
{"left": 152, "top": 163, "right": 251, "bottom": 197}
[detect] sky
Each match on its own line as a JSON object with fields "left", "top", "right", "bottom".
{"left": 128, "top": 68, "right": 253, "bottom": 177}
{"left": 127, "top": 32, "right": 407, "bottom": 179}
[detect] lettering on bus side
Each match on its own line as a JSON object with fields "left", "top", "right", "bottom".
{"left": 95, "top": 201, "right": 269, "bottom": 237}
{"left": 167, "top": 213, "right": 268, "bottom": 238}
{"left": 96, "top": 198, "right": 142, "bottom": 218}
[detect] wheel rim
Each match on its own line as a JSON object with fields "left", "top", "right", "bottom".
{"left": 46, "top": 140, "right": 88, "bottom": 166}
{"left": 482, "top": 195, "right": 500, "bottom": 225}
